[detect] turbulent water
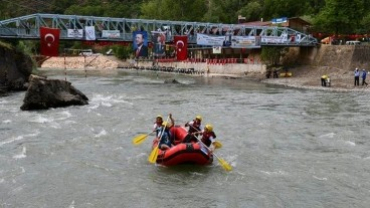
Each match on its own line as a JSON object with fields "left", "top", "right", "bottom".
{"left": 1, "top": 69, "right": 370, "bottom": 208}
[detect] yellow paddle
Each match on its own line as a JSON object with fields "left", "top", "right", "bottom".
{"left": 196, "top": 137, "right": 232, "bottom": 171}
{"left": 148, "top": 145, "right": 159, "bottom": 163}
{"left": 132, "top": 133, "right": 153, "bottom": 145}
{"left": 148, "top": 116, "right": 170, "bottom": 163}
{"left": 214, "top": 140, "right": 222, "bottom": 149}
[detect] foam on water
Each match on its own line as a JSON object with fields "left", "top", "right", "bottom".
{"left": 0, "top": 136, "right": 24, "bottom": 147}
{"left": 344, "top": 141, "right": 356, "bottom": 146}
{"left": 56, "top": 111, "right": 72, "bottom": 120}
{"left": 94, "top": 129, "right": 107, "bottom": 138}
{"left": 13, "top": 147, "right": 27, "bottom": 160}
{"left": 30, "top": 115, "right": 54, "bottom": 124}
{"left": 91, "top": 94, "right": 134, "bottom": 107}
{"left": 318, "top": 132, "right": 335, "bottom": 139}
{"left": 0, "top": 131, "right": 39, "bottom": 147}
{"left": 2, "top": 119, "right": 11, "bottom": 124}
{"left": 313, "top": 175, "right": 328, "bottom": 181}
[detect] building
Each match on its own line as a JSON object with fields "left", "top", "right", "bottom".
{"left": 240, "top": 17, "right": 311, "bottom": 33}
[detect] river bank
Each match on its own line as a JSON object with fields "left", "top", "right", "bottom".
{"left": 39, "top": 53, "right": 369, "bottom": 92}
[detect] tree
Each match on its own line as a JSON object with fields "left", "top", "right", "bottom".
{"left": 260, "top": 46, "right": 283, "bottom": 66}
{"left": 140, "top": 0, "right": 206, "bottom": 21}
{"left": 313, "top": 0, "right": 364, "bottom": 35}
{"left": 237, "top": 1, "right": 263, "bottom": 22}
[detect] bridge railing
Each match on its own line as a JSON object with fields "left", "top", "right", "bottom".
{"left": 0, "top": 13, "right": 318, "bottom": 46}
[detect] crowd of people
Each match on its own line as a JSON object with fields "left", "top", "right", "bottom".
{"left": 152, "top": 114, "right": 217, "bottom": 153}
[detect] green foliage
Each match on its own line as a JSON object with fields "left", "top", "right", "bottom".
{"left": 260, "top": 47, "right": 283, "bottom": 66}
{"left": 140, "top": 0, "right": 206, "bottom": 21}
{"left": 361, "top": 13, "right": 370, "bottom": 34}
{"left": 238, "top": 1, "right": 264, "bottom": 22}
{"left": 112, "top": 45, "right": 132, "bottom": 59}
{"left": 313, "top": 0, "right": 364, "bottom": 35}
{"left": 0, "top": 41, "right": 14, "bottom": 50}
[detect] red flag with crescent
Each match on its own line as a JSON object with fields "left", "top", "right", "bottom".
{"left": 40, "top": 27, "right": 60, "bottom": 56}
{"left": 174, "top": 35, "right": 187, "bottom": 61}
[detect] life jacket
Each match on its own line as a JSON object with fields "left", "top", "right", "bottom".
{"left": 188, "top": 120, "right": 201, "bottom": 134}
{"left": 156, "top": 125, "right": 173, "bottom": 144}
{"left": 201, "top": 131, "right": 216, "bottom": 147}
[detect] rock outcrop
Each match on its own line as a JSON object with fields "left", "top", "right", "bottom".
{"left": 0, "top": 42, "right": 33, "bottom": 96}
{"left": 20, "top": 75, "right": 89, "bottom": 110}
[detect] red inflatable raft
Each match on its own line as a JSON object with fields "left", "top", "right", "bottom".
{"left": 152, "top": 125, "right": 213, "bottom": 166}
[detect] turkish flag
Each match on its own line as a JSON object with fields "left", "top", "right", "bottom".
{"left": 174, "top": 36, "right": 187, "bottom": 61}
{"left": 40, "top": 27, "right": 60, "bottom": 56}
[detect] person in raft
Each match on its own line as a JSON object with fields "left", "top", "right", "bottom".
{"left": 153, "top": 114, "right": 163, "bottom": 132}
{"left": 196, "top": 124, "right": 217, "bottom": 153}
{"left": 183, "top": 115, "right": 203, "bottom": 143}
{"left": 155, "top": 113, "right": 175, "bottom": 150}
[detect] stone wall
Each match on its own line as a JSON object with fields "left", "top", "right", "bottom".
{"left": 136, "top": 61, "right": 266, "bottom": 77}
{"left": 302, "top": 44, "right": 370, "bottom": 70}
{"left": 41, "top": 55, "right": 118, "bottom": 70}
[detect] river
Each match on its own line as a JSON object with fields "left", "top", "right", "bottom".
{"left": 1, "top": 69, "right": 370, "bottom": 208}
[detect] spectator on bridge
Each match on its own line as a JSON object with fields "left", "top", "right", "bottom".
{"left": 354, "top": 68, "right": 360, "bottom": 86}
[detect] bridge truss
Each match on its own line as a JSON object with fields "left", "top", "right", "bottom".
{"left": 0, "top": 13, "right": 317, "bottom": 47}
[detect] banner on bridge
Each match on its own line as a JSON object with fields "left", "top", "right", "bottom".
{"left": 85, "top": 26, "right": 96, "bottom": 40}
{"left": 196, "top": 33, "right": 224, "bottom": 46}
{"left": 174, "top": 36, "right": 187, "bottom": 61}
{"left": 102, "top": 30, "right": 120, "bottom": 39}
{"left": 196, "top": 33, "right": 260, "bottom": 48}
{"left": 151, "top": 31, "right": 166, "bottom": 57}
{"left": 40, "top": 27, "right": 60, "bottom": 56}
{"left": 67, "top": 29, "right": 83, "bottom": 38}
{"left": 133, "top": 31, "right": 148, "bottom": 58}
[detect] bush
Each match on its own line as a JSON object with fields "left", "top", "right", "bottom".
{"left": 112, "top": 45, "right": 131, "bottom": 59}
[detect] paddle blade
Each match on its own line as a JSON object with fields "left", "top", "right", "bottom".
{"left": 132, "top": 134, "right": 148, "bottom": 145}
{"left": 217, "top": 157, "right": 233, "bottom": 171}
{"left": 214, "top": 141, "right": 222, "bottom": 149}
{"left": 148, "top": 146, "right": 159, "bottom": 163}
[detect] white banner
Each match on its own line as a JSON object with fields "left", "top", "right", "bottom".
{"left": 197, "top": 33, "right": 259, "bottom": 48}
{"left": 85, "top": 26, "right": 96, "bottom": 40}
{"left": 229, "top": 36, "right": 256, "bottom": 48}
{"left": 102, "top": 30, "right": 121, "bottom": 38}
{"left": 295, "top": 34, "right": 301, "bottom": 43}
{"left": 67, "top": 29, "right": 83, "bottom": 38}
{"left": 196, "top": 33, "right": 224, "bottom": 46}
{"left": 261, "top": 36, "right": 286, "bottom": 44}
{"left": 212, "top": 46, "right": 222, "bottom": 54}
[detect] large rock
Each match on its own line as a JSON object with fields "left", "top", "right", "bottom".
{"left": 0, "top": 43, "right": 33, "bottom": 94}
{"left": 20, "top": 75, "right": 89, "bottom": 110}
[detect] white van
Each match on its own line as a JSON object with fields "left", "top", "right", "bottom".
{"left": 346, "top": 41, "right": 361, "bottom": 45}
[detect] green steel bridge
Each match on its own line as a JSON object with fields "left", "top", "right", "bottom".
{"left": 0, "top": 13, "right": 317, "bottom": 47}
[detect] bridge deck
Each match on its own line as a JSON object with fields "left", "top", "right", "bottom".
{"left": 0, "top": 13, "right": 317, "bottom": 47}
